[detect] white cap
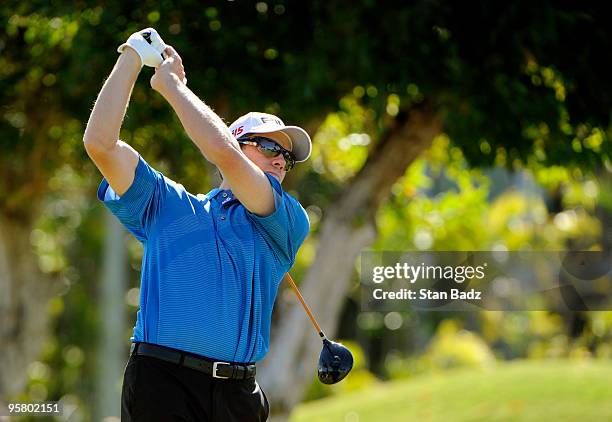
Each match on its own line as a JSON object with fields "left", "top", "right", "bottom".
{"left": 229, "top": 112, "right": 312, "bottom": 162}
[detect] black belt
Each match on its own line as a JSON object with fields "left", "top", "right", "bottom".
{"left": 130, "top": 342, "right": 256, "bottom": 380}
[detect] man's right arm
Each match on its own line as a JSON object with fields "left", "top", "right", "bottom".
{"left": 83, "top": 48, "right": 142, "bottom": 195}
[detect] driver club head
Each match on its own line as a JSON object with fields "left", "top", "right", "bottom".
{"left": 317, "top": 338, "right": 354, "bottom": 384}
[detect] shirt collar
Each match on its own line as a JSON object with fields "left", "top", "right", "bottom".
{"left": 207, "top": 188, "right": 237, "bottom": 205}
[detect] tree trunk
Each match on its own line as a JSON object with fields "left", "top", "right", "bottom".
{"left": 259, "top": 105, "right": 441, "bottom": 420}
{"left": 94, "top": 211, "right": 127, "bottom": 421}
{"left": 0, "top": 215, "right": 57, "bottom": 399}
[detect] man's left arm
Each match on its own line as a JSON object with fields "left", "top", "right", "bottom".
{"left": 151, "top": 46, "right": 276, "bottom": 216}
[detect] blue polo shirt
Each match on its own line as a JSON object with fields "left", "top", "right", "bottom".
{"left": 97, "top": 156, "right": 309, "bottom": 363}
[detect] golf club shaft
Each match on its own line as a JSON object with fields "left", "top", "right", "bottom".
{"left": 283, "top": 273, "right": 326, "bottom": 340}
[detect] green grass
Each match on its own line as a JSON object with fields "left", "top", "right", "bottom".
{"left": 290, "top": 360, "right": 612, "bottom": 422}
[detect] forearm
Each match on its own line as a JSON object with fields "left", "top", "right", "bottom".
{"left": 83, "top": 50, "right": 141, "bottom": 151}
{"left": 157, "top": 76, "right": 238, "bottom": 163}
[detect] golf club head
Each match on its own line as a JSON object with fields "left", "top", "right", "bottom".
{"left": 318, "top": 339, "right": 354, "bottom": 384}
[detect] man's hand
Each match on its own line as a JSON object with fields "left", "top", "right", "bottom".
{"left": 117, "top": 28, "right": 167, "bottom": 68}
{"left": 150, "top": 46, "right": 187, "bottom": 93}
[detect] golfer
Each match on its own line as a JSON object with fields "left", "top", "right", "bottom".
{"left": 83, "top": 28, "right": 311, "bottom": 421}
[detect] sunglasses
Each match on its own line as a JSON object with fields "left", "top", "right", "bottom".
{"left": 237, "top": 136, "right": 296, "bottom": 171}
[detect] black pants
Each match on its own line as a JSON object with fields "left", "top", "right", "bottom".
{"left": 121, "top": 353, "right": 269, "bottom": 421}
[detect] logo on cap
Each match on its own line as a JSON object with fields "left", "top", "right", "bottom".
{"left": 231, "top": 125, "right": 245, "bottom": 138}
{"left": 260, "top": 116, "right": 284, "bottom": 126}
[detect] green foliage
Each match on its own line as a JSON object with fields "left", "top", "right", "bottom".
{"left": 357, "top": 133, "right": 609, "bottom": 382}
{"left": 374, "top": 134, "right": 605, "bottom": 253}
{"left": 421, "top": 320, "right": 496, "bottom": 370}
{"left": 525, "top": 311, "right": 612, "bottom": 361}
{"left": 2, "top": 1, "right": 611, "bottom": 218}
{"left": 383, "top": 320, "right": 496, "bottom": 381}
{"left": 311, "top": 94, "right": 375, "bottom": 183}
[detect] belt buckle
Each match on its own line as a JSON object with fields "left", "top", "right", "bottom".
{"left": 212, "top": 361, "right": 231, "bottom": 379}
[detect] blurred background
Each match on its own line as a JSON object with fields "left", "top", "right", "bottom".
{"left": 0, "top": 1, "right": 611, "bottom": 421}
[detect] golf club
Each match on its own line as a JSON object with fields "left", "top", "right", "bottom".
{"left": 283, "top": 273, "right": 354, "bottom": 384}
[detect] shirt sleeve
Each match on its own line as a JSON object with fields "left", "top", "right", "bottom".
{"left": 248, "top": 173, "right": 310, "bottom": 266}
{"left": 96, "top": 156, "right": 166, "bottom": 243}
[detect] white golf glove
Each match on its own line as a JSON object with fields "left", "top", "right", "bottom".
{"left": 117, "top": 28, "right": 167, "bottom": 67}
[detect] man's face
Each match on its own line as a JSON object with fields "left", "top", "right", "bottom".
{"left": 240, "top": 131, "right": 293, "bottom": 183}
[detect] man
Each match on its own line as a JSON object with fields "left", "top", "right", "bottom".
{"left": 83, "top": 28, "right": 311, "bottom": 421}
